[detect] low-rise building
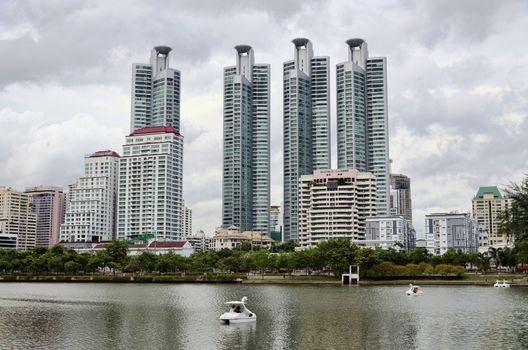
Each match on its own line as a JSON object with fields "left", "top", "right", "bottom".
{"left": 186, "top": 230, "right": 209, "bottom": 252}
{"left": 209, "top": 226, "right": 273, "bottom": 250}
{"left": 0, "top": 187, "right": 37, "bottom": 250}
{"left": 361, "top": 215, "right": 416, "bottom": 251}
{"left": 298, "top": 169, "right": 377, "bottom": 248}
{"left": 65, "top": 240, "right": 194, "bottom": 257}
{"left": 424, "top": 212, "right": 479, "bottom": 255}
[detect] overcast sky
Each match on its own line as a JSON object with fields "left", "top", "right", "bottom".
{"left": 1, "top": 0, "right": 527, "bottom": 236}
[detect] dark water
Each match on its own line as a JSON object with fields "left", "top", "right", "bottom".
{"left": 0, "top": 283, "right": 526, "bottom": 350}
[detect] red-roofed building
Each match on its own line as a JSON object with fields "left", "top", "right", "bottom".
{"left": 118, "top": 127, "right": 184, "bottom": 241}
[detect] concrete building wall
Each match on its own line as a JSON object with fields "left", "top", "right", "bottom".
{"left": 0, "top": 187, "right": 37, "bottom": 250}
{"left": 60, "top": 151, "right": 119, "bottom": 243}
{"left": 117, "top": 127, "right": 183, "bottom": 241}
{"left": 298, "top": 169, "right": 376, "bottom": 247}
{"left": 25, "top": 186, "right": 65, "bottom": 247}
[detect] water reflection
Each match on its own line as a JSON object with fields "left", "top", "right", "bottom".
{"left": 0, "top": 283, "right": 527, "bottom": 349}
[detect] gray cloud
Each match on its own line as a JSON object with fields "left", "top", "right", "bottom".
{"left": 1, "top": 0, "right": 527, "bottom": 234}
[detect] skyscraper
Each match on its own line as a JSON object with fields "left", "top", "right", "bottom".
{"left": 131, "top": 46, "right": 181, "bottom": 132}
{"left": 336, "top": 39, "right": 390, "bottom": 216}
{"left": 60, "top": 151, "right": 119, "bottom": 243}
{"left": 222, "top": 45, "right": 270, "bottom": 233}
{"left": 283, "top": 38, "right": 330, "bottom": 241}
{"left": 390, "top": 174, "right": 412, "bottom": 221}
{"left": 117, "top": 127, "right": 183, "bottom": 241}
{"left": 25, "top": 186, "right": 65, "bottom": 247}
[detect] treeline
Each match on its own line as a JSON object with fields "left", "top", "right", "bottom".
{"left": 2, "top": 238, "right": 523, "bottom": 279}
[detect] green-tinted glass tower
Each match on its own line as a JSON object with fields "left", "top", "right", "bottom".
{"left": 222, "top": 46, "right": 270, "bottom": 233}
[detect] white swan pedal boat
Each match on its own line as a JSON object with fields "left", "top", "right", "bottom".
{"left": 220, "top": 296, "right": 256, "bottom": 324}
{"left": 494, "top": 280, "right": 510, "bottom": 288}
{"left": 406, "top": 284, "right": 423, "bottom": 296}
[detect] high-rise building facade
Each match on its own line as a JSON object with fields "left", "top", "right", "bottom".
{"left": 131, "top": 46, "right": 181, "bottom": 132}
{"left": 25, "top": 186, "right": 65, "bottom": 247}
{"left": 182, "top": 200, "right": 192, "bottom": 239}
{"left": 389, "top": 174, "right": 412, "bottom": 221}
{"left": 472, "top": 186, "right": 510, "bottom": 251}
{"left": 424, "top": 212, "right": 479, "bottom": 255}
{"left": 222, "top": 45, "right": 270, "bottom": 233}
{"left": 298, "top": 169, "right": 376, "bottom": 248}
{"left": 283, "top": 38, "right": 330, "bottom": 241}
{"left": 60, "top": 151, "right": 120, "bottom": 243}
{"left": 0, "top": 187, "right": 37, "bottom": 250}
{"left": 336, "top": 39, "right": 390, "bottom": 216}
{"left": 117, "top": 127, "right": 183, "bottom": 241}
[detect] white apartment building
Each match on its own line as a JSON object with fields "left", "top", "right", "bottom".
{"left": 182, "top": 200, "right": 192, "bottom": 238}
{"left": 0, "top": 187, "right": 37, "bottom": 250}
{"left": 117, "top": 126, "right": 183, "bottom": 241}
{"left": 60, "top": 151, "right": 120, "bottom": 243}
{"left": 424, "top": 213, "right": 480, "bottom": 255}
{"left": 209, "top": 226, "right": 273, "bottom": 251}
{"left": 298, "top": 169, "right": 377, "bottom": 248}
{"left": 25, "top": 186, "right": 65, "bottom": 247}
{"left": 186, "top": 230, "right": 209, "bottom": 252}
{"left": 363, "top": 215, "right": 416, "bottom": 251}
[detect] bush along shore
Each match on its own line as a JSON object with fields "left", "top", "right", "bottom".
{"left": 0, "top": 238, "right": 527, "bottom": 285}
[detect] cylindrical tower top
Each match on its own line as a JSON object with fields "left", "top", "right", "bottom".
{"left": 292, "top": 38, "right": 310, "bottom": 47}
{"left": 346, "top": 38, "right": 364, "bottom": 48}
{"left": 154, "top": 46, "right": 172, "bottom": 55}
{"left": 234, "top": 45, "right": 252, "bottom": 54}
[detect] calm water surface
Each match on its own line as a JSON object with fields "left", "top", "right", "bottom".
{"left": 0, "top": 283, "right": 526, "bottom": 350}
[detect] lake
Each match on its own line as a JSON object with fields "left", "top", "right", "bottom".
{"left": 0, "top": 283, "right": 526, "bottom": 349}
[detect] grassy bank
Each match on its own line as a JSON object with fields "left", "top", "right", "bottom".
{"left": 1, "top": 273, "right": 526, "bottom": 286}
{"left": 0, "top": 274, "right": 246, "bottom": 283}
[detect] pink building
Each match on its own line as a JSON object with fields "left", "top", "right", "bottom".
{"left": 25, "top": 186, "right": 65, "bottom": 247}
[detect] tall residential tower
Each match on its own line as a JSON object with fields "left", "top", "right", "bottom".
{"left": 336, "top": 39, "right": 390, "bottom": 216}
{"left": 131, "top": 46, "right": 181, "bottom": 132}
{"left": 222, "top": 45, "right": 270, "bottom": 233}
{"left": 283, "top": 38, "right": 330, "bottom": 241}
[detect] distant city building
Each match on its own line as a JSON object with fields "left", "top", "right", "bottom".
{"left": 25, "top": 186, "right": 65, "bottom": 247}
{"left": 336, "top": 39, "right": 390, "bottom": 216}
{"left": 209, "top": 225, "right": 274, "bottom": 251}
{"left": 362, "top": 215, "right": 415, "bottom": 251}
{"left": 283, "top": 38, "right": 331, "bottom": 241}
{"left": 424, "top": 213, "right": 479, "bottom": 255}
{"left": 472, "top": 186, "right": 511, "bottom": 252}
{"left": 222, "top": 45, "right": 270, "bottom": 233}
{"left": 298, "top": 169, "right": 377, "bottom": 248}
{"left": 60, "top": 151, "right": 120, "bottom": 243}
{"left": 131, "top": 46, "right": 181, "bottom": 132}
{"left": 65, "top": 240, "right": 194, "bottom": 257}
{"left": 389, "top": 174, "right": 412, "bottom": 221}
{"left": 186, "top": 230, "right": 209, "bottom": 252}
{"left": 117, "top": 127, "right": 183, "bottom": 241}
{"left": 0, "top": 187, "right": 37, "bottom": 250}
{"left": 182, "top": 201, "right": 193, "bottom": 239}
{"left": 270, "top": 205, "right": 281, "bottom": 232}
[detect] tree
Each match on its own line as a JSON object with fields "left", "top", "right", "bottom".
{"left": 407, "top": 248, "right": 431, "bottom": 264}
{"left": 138, "top": 252, "right": 158, "bottom": 273}
{"left": 498, "top": 176, "right": 528, "bottom": 241}
{"left": 106, "top": 241, "right": 129, "bottom": 272}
